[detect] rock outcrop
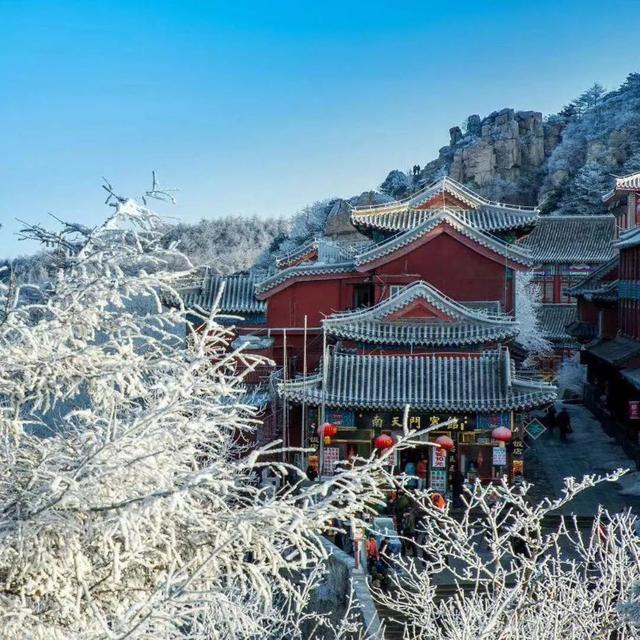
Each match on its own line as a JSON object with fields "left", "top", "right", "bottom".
{"left": 412, "top": 109, "right": 564, "bottom": 205}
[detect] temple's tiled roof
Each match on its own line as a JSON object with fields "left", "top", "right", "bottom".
{"left": 255, "top": 260, "right": 356, "bottom": 296}
{"left": 351, "top": 176, "right": 538, "bottom": 233}
{"left": 566, "top": 257, "right": 619, "bottom": 298}
{"left": 585, "top": 337, "right": 640, "bottom": 367}
{"left": 279, "top": 348, "right": 556, "bottom": 412}
{"left": 323, "top": 282, "right": 519, "bottom": 346}
{"left": 183, "top": 270, "right": 266, "bottom": 314}
{"left": 519, "top": 215, "right": 616, "bottom": 264}
{"left": 275, "top": 239, "right": 319, "bottom": 269}
{"left": 603, "top": 171, "right": 640, "bottom": 203}
{"left": 355, "top": 211, "right": 532, "bottom": 268}
{"left": 613, "top": 226, "right": 640, "bottom": 250}
{"left": 537, "top": 304, "right": 579, "bottom": 347}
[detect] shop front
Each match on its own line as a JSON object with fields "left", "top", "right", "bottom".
{"left": 307, "top": 408, "right": 525, "bottom": 498}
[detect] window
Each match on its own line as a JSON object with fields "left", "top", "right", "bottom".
{"left": 389, "top": 285, "right": 405, "bottom": 297}
{"left": 352, "top": 283, "right": 374, "bottom": 309}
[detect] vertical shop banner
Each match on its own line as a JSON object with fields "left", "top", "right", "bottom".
{"left": 323, "top": 447, "right": 340, "bottom": 474}
{"left": 492, "top": 447, "right": 507, "bottom": 466}
{"left": 430, "top": 469, "right": 447, "bottom": 492}
{"left": 629, "top": 401, "right": 640, "bottom": 421}
{"left": 432, "top": 446, "right": 447, "bottom": 468}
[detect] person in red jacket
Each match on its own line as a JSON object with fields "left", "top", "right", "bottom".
{"left": 366, "top": 534, "right": 379, "bottom": 573}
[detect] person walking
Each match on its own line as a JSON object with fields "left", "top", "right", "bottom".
{"left": 545, "top": 404, "right": 557, "bottom": 434}
{"left": 401, "top": 508, "right": 416, "bottom": 556}
{"left": 416, "top": 456, "right": 428, "bottom": 491}
{"left": 366, "top": 534, "right": 379, "bottom": 574}
{"left": 557, "top": 407, "right": 572, "bottom": 443}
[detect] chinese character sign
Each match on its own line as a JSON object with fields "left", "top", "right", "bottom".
{"left": 432, "top": 446, "right": 447, "bottom": 469}
{"left": 324, "top": 447, "right": 340, "bottom": 474}
{"left": 629, "top": 401, "right": 640, "bottom": 421}
{"left": 492, "top": 447, "right": 507, "bottom": 466}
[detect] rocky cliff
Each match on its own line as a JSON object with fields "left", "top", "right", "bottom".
{"left": 382, "top": 108, "right": 564, "bottom": 206}
{"left": 381, "top": 73, "right": 640, "bottom": 214}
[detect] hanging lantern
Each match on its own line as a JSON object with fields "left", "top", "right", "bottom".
{"left": 434, "top": 435, "right": 455, "bottom": 452}
{"left": 374, "top": 434, "right": 394, "bottom": 450}
{"left": 492, "top": 427, "right": 512, "bottom": 442}
{"left": 318, "top": 423, "right": 338, "bottom": 438}
{"left": 323, "top": 435, "right": 332, "bottom": 446}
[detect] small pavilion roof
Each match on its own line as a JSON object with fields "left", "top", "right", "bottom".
{"left": 351, "top": 176, "right": 538, "bottom": 233}
{"left": 279, "top": 347, "right": 556, "bottom": 412}
{"left": 519, "top": 215, "right": 615, "bottom": 264}
{"left": 323, "top": 281, "right": 519, "bottom": 346}
{"left": 603, "top": 171, "right": 640, "bottom": 204}
{"left": 354, "top": 210, "right": 532, "bottom": 269}
{"left": 183, "top": 270, "right": 266, "bottom": 314}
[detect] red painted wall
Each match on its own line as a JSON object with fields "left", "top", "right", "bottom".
{"left": 372, "top": 233, "right": 515, "bottom": 312}
{"left": 266, "top": 278, "right": 349, "bottom": 328}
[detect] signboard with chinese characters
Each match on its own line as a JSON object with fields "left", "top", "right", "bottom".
{"left": 326, "top": 410, "right": 355, "bottom": 427}
{"left": 323, "top": 447, "right": 340, "bottom": 474}
{"left": 629, "top": 401, "right": 640, "bottom": 421}
{"left": 476, "top": 413, "right": 511, "bottom": 430}
{"left": 361, "top": 412, "right": 471, "bottom": 431}
{"left": 432, "top": 445, "right": 447, "bottom": 469}
{"left": 492, "top": 446, "right": 507, "bottom": 466}
{"left": 512, "top": 439, "right": 524, "bottom": 458}
{"left": 430, "top": 469, "right": 447, "bottom": 492}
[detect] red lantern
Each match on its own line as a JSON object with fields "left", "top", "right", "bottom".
{"left": 318, "top": 423, "right": 338, "bottom": 438}
{"left": 374, "top": 434, "right": 394, "bottom": 450}
{"left": 492, "top": 427, "right": 512, "bottom": 442}
{"left": 434, "top": 435, "right": 455, "bottom": 452}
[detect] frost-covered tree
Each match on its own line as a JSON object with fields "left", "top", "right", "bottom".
{"left": 373, "top": 474, "right": 640, "bottom": 639}
{"left": 380, "top": 170, "right": 413, "bottom": 199}
{"left": 0, "top": 183, "right": 388, "bottom": 639}
{"left": 514, "top": 270, "right": 553, "bottom": 364}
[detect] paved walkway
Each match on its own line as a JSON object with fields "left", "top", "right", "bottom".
{"left": 525, "top": 402, "right": 640, "bottom": 515}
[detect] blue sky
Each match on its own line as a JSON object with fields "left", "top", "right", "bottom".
{"left": 1, "top": 0, "right": 638, "bottom": 257}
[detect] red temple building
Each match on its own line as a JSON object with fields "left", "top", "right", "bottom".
{"left": 183, "top": 177, "right": 557, "bottom": 496}
{"left": 567, "top": 172, "right": 640, "bottom": 454}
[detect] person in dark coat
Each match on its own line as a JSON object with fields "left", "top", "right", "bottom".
{"left": 306, "top": 464, "right": 318, "bottom": 481}
{"left": 557, "top": 408, "right": 572, "bottom": 443}
{"left": 545, "top": 404, "right": 557, "bottom": 433}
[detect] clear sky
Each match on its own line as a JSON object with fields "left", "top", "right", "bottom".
{"left": 1, "top": 0, "right": 639, "bottom": 257}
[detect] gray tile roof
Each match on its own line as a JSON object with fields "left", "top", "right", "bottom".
{"left": 520, "top": 215, "right": 616, "bottom": 264}
{"left": 613, "top": 226, "right": 640, "bottom": 250}
{"left": 323, "top": 281, "right": 519, "bottom": 347}
{"left": 355, "top": 211, "right": 533, "bottom": 268}
{"left": 603, "top": 171, "right": 640, "bottom": 203}
{"left": 566, "top": 257, "right": 619, "bottom": 298}
{"left": 537, "top": 304, "right": 579, "bottom": 347}
{"left": 255, "top": 260, "right": 356, "bottom": 296}
{"left": 351, "top": 176, "right": 538, "bottom": 233}
{"left": 183, "top": 270, "right": 266, "bottom": 314}
{"left": 585, "top": 337, "right": 640, "bottom": 366}
{"left": 279, "top": 348, "right": 556, "bottom": 412}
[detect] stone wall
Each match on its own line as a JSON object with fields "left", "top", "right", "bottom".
{"left": 302, "top": 537, "right": 382, "bottom": 639}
